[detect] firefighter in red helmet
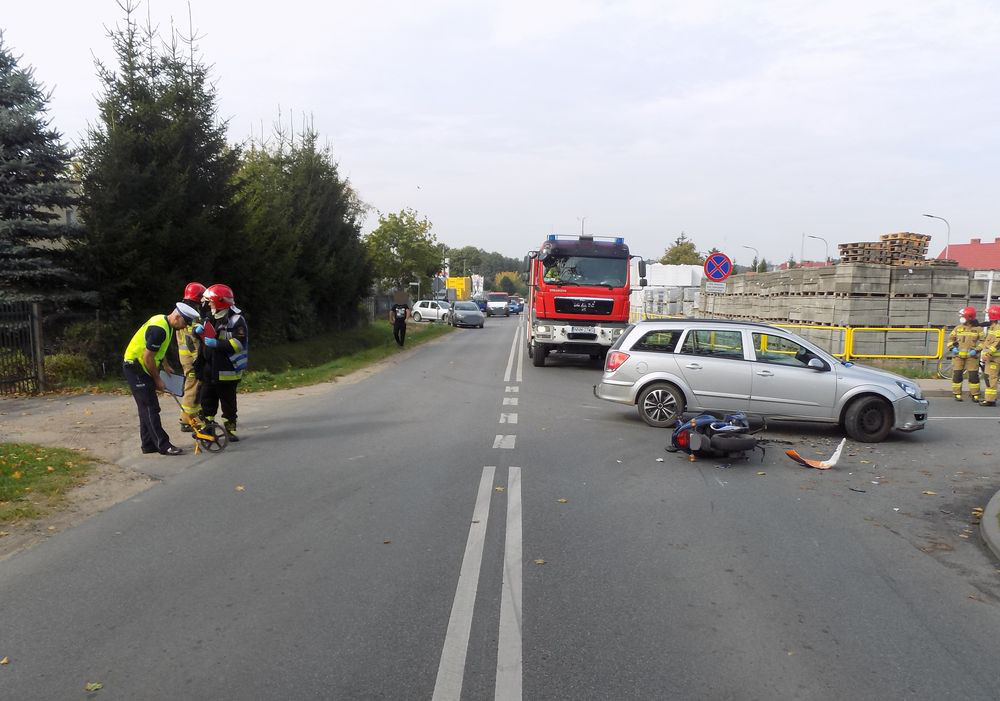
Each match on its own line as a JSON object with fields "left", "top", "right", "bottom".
{"left": 947, "top": 306, "right": 984, "bottom": 401}
{"left": 176, "top": 282, "right": 206, "bottom": 432}
{"left": 979, "top": 305, "right": 1000, "bottom": 406}
{"left": 196, "top": 284, "right": 248, "bottom": 441}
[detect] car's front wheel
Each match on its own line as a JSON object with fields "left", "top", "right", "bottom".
{"left": 412, "top": 311, "right": 422, "bottom": 322}
{"left": 636, "top": 383, "right": 685, "bottom": 428}
{"left": 843, "top": 395, "right": 893, "bottom": 442}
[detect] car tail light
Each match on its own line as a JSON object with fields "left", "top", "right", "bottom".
{"left": 605, "top": 351, "right": 629, "bottom": 372}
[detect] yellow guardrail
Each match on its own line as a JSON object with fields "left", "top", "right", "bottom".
{"left": 628, "top": 307, "right": 947, "bottom": 361}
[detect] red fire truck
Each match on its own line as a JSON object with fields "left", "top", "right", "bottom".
{"left": 525, "top": 234, "right": 646, "bottom": 367}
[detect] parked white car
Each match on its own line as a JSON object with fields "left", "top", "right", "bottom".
{"left": 411, "top": 300, "right": 451, "bottom": 322}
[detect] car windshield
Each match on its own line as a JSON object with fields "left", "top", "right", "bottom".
{"left": 488, "top": 293, "right": 509, "bottom": 301}
{"left": 455, "top": 302, "right": 478, "bottom": 310}
{"left": 542, "top": 255, "right": 627, "bottom": 287}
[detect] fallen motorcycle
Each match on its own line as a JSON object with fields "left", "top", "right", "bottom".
{"left": 666, "top": 411, "right": 761, "bottom": 460}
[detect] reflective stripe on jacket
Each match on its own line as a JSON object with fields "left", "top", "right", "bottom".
{"left": 948, "top": 324, "right": 984, "bottom": 352}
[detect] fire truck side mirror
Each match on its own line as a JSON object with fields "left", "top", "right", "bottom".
{"left": 638, "top": 259, "right": 647, "bottom": 277}
{"left": 523, "top": 255, "right": 531, "bottom": 273}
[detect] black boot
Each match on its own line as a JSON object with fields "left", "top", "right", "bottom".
{"left": 224, "top": 420, "right": 240, "bottom": 442}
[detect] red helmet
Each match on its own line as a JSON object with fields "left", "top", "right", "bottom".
{"left": 988, "top": 305, "right": 1000, "bottom": 322}
{"left": 183, "top": 282, "right": 206, "bottom": 302}
{"left": 204, "top": 283, "right": 235, "bottom": 309}
{"left": 960, "top": 306, "right": 977, "bottom": 320}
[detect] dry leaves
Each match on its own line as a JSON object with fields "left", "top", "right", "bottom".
{"left": 494, "top": 486, "right": 505, "bottom": 493}
{"left": 922, "top": 491, "right": 937, "bottom": 496}
{"left": 0, "top": 656, "right": 8, "bottom": 665}
{"left": 234, "top": 485, "right": 246, "bottom": 492}
{"left": 533, "top": 559, "right": 546, "bottom": 565}
{"left": 84, "top": 682, "right": 103, "bottom": 692}
{"left": 557, "top": 498, "right": 568, "bottom": 504}
{"left": 756, "top": 471, "right": 766, "bottom": 476}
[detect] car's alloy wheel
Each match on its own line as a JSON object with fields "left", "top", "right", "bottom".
{"left": 637, "top": 383, "right": 684, "bottom": 428}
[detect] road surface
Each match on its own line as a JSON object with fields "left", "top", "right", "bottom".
{"left": 1, "top": 317, "right": 999, "bottom": 700}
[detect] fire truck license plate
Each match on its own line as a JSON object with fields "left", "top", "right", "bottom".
{"left": 571, "top": 326, "right": 596, "bottom": 334}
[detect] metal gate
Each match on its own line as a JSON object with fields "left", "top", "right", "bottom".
{"left": 0, "top": 302, "right": 43, "bottom": 395}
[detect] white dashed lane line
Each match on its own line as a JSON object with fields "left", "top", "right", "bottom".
{"left": 493, "top": 435, "right": 517, "bottom": 449}
{"left": 499, "top": 413, "right": 518, "bottom": 424}
{"left": 503, "top": 397, "right": 519, "bottom": 406}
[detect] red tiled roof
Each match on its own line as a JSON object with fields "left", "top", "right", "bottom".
{"left": 936, "top": 237, "right": 1000, "bottom": 269}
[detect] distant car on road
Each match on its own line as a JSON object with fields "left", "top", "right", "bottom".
{"left": 411, "top": 300, "right": 451, "bottom": 323}
{"left": 449, "top": 301, "right": 485, "bottom": 328}
{"left": 508, "top": 298, "right": 523, "bottom": 314}
{"left": 486, "top": 292, "right": 510, "bottom": 317}
{"left": 595, "top": 319, "right": 928, "bottom": 442}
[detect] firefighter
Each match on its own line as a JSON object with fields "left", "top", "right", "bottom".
{"left": 122, "top": 303, "right": 200, "bottom": 455}
{"left": 947, "top": 306, "right": 985, "bottom": 401}
{"left": 176, "top": 282, "right": 206, "bottom": 432}
{"left": 197, "top": 283, "right": 248, "bottom": 441}
{"left": 979, "top": 305, "right": 1000, "bottom": 407}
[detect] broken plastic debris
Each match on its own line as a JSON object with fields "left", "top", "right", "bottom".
{"left": 655, "top": 458, "right": 664, "bottom": 463}
{"left": 785, "top": 438, "right": 845, "bottom": 470}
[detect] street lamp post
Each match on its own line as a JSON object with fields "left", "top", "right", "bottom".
{"left": 922, "top": 214, "right": 951, "bottom": 260}
{"left": 742, "top": 245, "right": 760, "bottom": 272}
{"left": 806, "top": 235, "right": 829, "bottom": 264}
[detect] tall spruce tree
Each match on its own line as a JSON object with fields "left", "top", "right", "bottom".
{"left": 75, "top": 3, "right": 240, "bottom": 318}
{"left": 0, "top": 33, "right": 84, "bottom": 302}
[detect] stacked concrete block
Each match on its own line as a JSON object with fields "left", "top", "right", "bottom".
{"left": 833, "top": 297, "right": 889, "bottom": 326}
{"left": 887, "top": 298, "right": 930, "bottom": 326}
{"left": 889, "top": 267, "right": 934, "bottom": 295}
{"left": 833, "top": 264, "right": 891, "bottom": 295}
{"left": 932, "top": 268, "right": 970, "bottom": 298}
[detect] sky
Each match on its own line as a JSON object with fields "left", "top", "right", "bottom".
{"left": 5, "top": 0, "right": 1000, "bottom": 264}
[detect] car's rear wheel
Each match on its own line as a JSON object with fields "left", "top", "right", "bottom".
{"left": 412, "top": 311, "right": 422, "bottom": 322}
{"left": 843, "top": 395, "right": 893, "bottom": 443}
{"left": 637, "top": 383, "right": 684, "bottom": 428}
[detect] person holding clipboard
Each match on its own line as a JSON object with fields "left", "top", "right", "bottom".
{"left": 122, "top": 302, "right": 201, "bottom": 455}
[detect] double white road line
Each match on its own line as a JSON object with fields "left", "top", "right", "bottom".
{"left": 433, "top": 319, "right": 526, "bottom": 700}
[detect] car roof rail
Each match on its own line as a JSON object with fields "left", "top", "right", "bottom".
{"left": 636, "top": 318, "right": 777, "bottom": 329}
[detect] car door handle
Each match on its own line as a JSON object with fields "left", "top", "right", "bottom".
{"left": 685, "top": 363, "right": 702, "bottom": 370}
{"left": 756, "top": 370, "right": 774, "bottom": 377}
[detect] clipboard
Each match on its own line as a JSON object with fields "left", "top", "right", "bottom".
{"left": 159, "top": 370, "right": 187, "bottom": 397}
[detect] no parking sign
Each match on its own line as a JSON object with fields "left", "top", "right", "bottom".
{"left": 704, "top": 252, "right": 732, "bottom": 282}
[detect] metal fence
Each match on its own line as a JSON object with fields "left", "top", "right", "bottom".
{"left": 0, "top": 302, "right": 44, "bottom": 395}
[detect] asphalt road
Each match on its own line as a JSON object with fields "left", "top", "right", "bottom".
{"left": 2, "top": 317, "right": 999, "bottom": 700}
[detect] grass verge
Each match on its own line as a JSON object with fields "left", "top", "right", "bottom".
{"left": 239, "top": 321, "right": 452, "bottom": 392}
{"left": 53, "top": 321, "right": 454, "bottom": 395}
{"left": 0, "top": 443, "right": 96, "bottom": 523}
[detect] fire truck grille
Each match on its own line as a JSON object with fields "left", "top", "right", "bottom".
{"left": 554, "top": 298, "right": 614, "bottom": 315}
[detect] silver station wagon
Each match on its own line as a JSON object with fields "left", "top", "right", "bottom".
{"left": 594, "top": 320, "right": 929, "bottom": 442}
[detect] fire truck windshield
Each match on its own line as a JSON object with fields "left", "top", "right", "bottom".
{"left": 542, "top": 255, "right": 627, "bottom": 288}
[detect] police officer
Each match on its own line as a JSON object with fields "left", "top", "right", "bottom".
{"left": 176, "top": 282, "right": 206, "bottom": 432}
{"left": 979, "top": 305, "right": 1000, "bottom": 407}
{"left": 947, "top": 306, "right": 985, "bottom": 402}
{"left": 198, "top": 284, "right": 248, "bottom": 441}
{"left": 123, "top": 302, "right": 200, "bottom": 455}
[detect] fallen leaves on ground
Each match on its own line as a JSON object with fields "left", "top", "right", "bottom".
{"left": 494, "top": 486, "right": 505, "bottom": 493}
{"left": 234, "top": 485, "right": 246, "bottom": 492}
{"left": 756, "top": 471, "right": 766, "bottom": 476}
{"left": 557, "top": 498, "right": 568, "bottom": 504}
{"left": 534, "top": 559, "right": 546, "bottom": 565}
{"left": 84, "top": 682, "right": 103, "bottom": 692}
{"left": 922, "top": 491, "right": 938, "bottom": 496}
{"left": 0, "top": 656, "right": 8, "bottom": 665}
{"left": 383, "top": 540, "right": 391, "bottom": 544}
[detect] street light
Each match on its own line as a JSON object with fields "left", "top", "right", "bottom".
{"left": 742, "top": 245, "right": 760, "bottom": 271}
{"left": 923, "top": 214, "right": 951, "bottom": 260}
{"left": 806, "top": 235, "right": 829, "bottom": 264}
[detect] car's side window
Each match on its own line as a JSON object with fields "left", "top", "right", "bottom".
{"left": 751, "top": 333, "right": 818, "bottom": 368}
{"left": 679, "top": 329, "right": 744, "bottom": 360}
{"left": 631, "top": 329, "right": 682, "bottom": 353}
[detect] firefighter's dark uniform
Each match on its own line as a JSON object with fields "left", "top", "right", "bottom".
{"left": 197, "top": 310, "right": 248, "bottom": 438}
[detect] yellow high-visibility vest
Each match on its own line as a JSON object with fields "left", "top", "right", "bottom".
{"left": 123, "top": 315, "right": 173, "bottom": 373}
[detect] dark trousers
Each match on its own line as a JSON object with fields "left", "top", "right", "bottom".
{"left": 200, "top": 381, "right": 239, "bottom": 423}
{"left": 393, "top": 321, "right": 406, "bottom": 346}
{"left": 123, "top": 363, "right": 172, "bottom": 453}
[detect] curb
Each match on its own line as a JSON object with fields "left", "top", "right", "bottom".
{"left": 980, "top": 487, "right": 1000, "bottom": 563}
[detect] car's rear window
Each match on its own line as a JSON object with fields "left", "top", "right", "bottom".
{"left": 631, "top": 329, "right": 682, "bottom": 353}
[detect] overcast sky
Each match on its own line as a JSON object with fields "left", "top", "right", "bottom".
{"left": 5, "top": 0, "right": 1000, "bottom": 263}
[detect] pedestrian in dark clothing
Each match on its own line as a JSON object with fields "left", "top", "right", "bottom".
{"left": 196, "top": 284, "right": 248, "bottom": 441}
{"left": 390, "top": 300, "right": 409, "bottom": 346}
{"left": 122, "top": 302, "right": 201, "bottom": 455}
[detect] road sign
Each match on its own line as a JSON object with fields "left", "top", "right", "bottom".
{"left": 974, "top": 270, "right": 996, "bottom": 280}
{"left": 704, "top": 253, "right": 733, "bottom": 282}
{"left": 705, "top": 281, "right": 727, "bottom": 294}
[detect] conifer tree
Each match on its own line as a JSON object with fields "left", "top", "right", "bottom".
{"left": 0, "top": 33, "right": 84, "bottom": 301}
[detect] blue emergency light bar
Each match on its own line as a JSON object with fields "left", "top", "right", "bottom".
{"left": 546, "top": 234, "right": 625, "bottom": 245}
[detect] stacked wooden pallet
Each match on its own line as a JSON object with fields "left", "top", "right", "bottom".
{"left": 837, "top": 232, "right": 931, "bottom": 266}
